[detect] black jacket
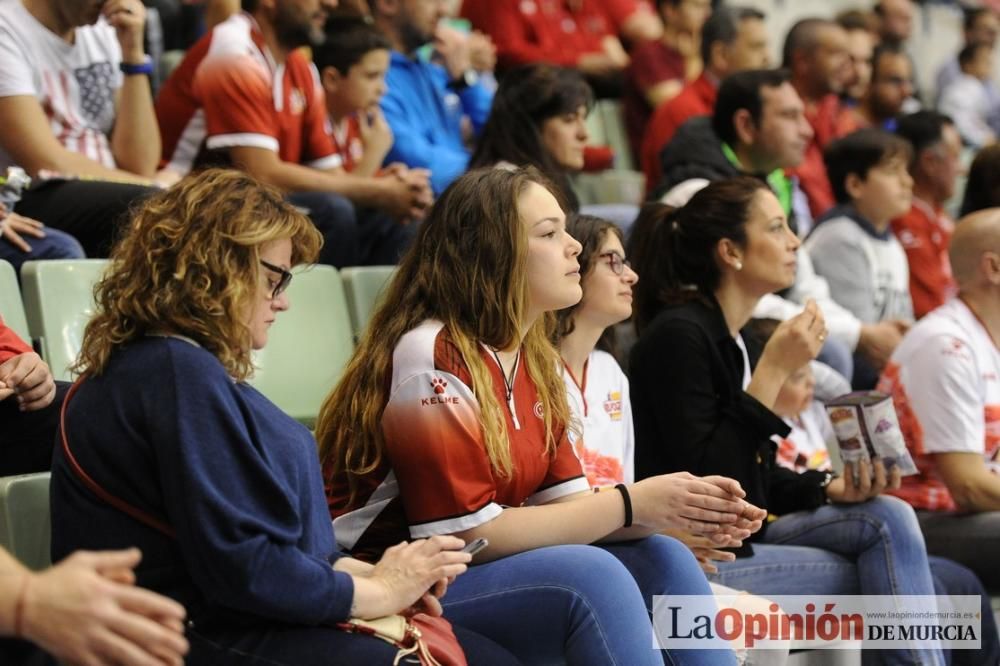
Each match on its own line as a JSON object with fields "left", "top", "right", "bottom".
{"left": 630, "top": 296, "right": 830, "bottom": 556}
{"left": 652, "top": 116, "right": 738, "bottom": 200}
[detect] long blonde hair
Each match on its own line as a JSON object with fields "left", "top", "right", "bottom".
{"left": 316, "top": 167, "right": 573, "bottom": 505}
{"left": 74, "top": 168, "right": 322, "bottom": 382}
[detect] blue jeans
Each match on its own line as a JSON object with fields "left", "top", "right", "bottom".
{"left": 441, "top": 536, "right": 737, "bottom": 666}
{"left": 711, "top": 496, "right": 950, "bottom": 665}
{"left": 0, "top": 226, "right": 84, "bottom": 273}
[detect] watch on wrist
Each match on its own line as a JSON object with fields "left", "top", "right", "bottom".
{"left": 820, "top": 471, "right": 838, "bottom": 502}
{"left": 448, "top": 69, "right": 478, "bottom": 91}
{"left": 120, "top": 55, "right": 154, "bottom": 76}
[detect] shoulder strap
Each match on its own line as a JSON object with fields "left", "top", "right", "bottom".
{"left": 60, "top": 379, "right": 177, "bottom": 539}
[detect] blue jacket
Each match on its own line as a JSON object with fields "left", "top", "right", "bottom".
{"left": 50, "top": 337, "right": 354, "bottom": 628}
{"left": 381, "top": 51, "right": 493, "bottom": 195}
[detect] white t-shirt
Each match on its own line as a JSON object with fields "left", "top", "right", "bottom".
{"left": 563, "top": 350, "right": 635, "bottom": 486}
{"left": 774, "top": 401, "right": 835, "bottom": 474}
{"left": 878, "top": 298, "right": 1000, "bottom": 511}
{"left": 0, "top": 2, "right": 122, "bottom": 169}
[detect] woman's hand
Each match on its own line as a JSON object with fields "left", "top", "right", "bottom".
{"left": 758, "top": 299, "right": 826, "bottom": 380}
{"left": 630, "top": 472, "right": 748, "bottom": 536}
{"left": 825, "top": 459, "right": 902, "bottom": 504}
{"left": 350, "top": 536, "right": 470, "bottom": 620}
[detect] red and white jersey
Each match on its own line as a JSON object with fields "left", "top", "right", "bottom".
{"left": 326, "top": 114, "right": 364, "bottom": 172}
{"left": 774, "top": 401, "right": 835, "bottom": 474}
{"left": 157, "top": 13, "right": 338, "bottom": 174}
{"left": 563, "top": 350, "right": 634, "bottom": 486}
{"left": 878, "top": 298, "right": 1000, "bottom": 511}
{"left": 0, "top": 2, "right": 122, "bottom": 170}
{"left": 326, "top": 320, "right": 589, "bottom": 561}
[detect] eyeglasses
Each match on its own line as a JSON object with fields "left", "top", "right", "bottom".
{"left": 598, "top": 251, "right": 631, "bottom": 276}
{"left": 259, "top": 259, "right": 293, "bottom": 299}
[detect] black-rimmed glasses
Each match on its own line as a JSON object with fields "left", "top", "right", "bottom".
{"left": 260, "top": 259, "right": 293, "bottom": 299}
{"left": 598, "top": 251, "right": 630, "bottom": 276}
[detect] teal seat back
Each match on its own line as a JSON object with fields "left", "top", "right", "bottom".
{"left": 0, "top": 473, "right": 51, "bottom": 570}
{"left": 21, "top": 260, "right": 107, "bottom": 381}
{"left": 250, "top": 265, "right": 354, "bottom": 427}
{"left": 0, "top": 260, "right": 29, "bottom": 341}
{"left": 340, "top": 265, "right": 396, "bottom": 341}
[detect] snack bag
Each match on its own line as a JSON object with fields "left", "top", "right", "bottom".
{"left": 825, "top": 391, "right": 918, "bottom": 476}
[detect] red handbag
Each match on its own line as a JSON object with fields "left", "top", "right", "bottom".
{"left": 60, "top": 380, "right": 468, "bottom": 666}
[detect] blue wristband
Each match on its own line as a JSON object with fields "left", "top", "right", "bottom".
{"left": 120, "top": 56, "right": 153, "bottom": 76}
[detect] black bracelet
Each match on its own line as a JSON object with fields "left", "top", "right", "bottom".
{"left": 615, "top": 483, "right": 633, "bottom": 528}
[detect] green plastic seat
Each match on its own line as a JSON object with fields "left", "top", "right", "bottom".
{"left": 0, "top": 259, "right": 29, "bottom": 341}
{"left": 340, "top": 265, "right": 396, "bottom": 341}
{"left": 20, "top": 260, "right": 108, "bottom": 381}
{"left": 0, "top": 473, "right": 52, "bottom": 570}
{"left": 249, "top": 264, "right": 354, "bottom": 427}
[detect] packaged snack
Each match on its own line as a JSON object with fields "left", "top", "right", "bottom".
{"left": 825, "top": 391, "right": 917, "bottom": 476}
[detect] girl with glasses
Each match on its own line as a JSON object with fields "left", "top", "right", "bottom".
{"left": 317, "top": 166, "right": 755, "bottom": 664}
{"left": 49, "top": 168, "right": 519, "bottom": 665}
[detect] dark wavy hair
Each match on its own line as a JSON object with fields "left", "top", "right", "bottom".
{"left": 470, "top": 63, "right": 594, "bottom": 211}
{"left": 632, "top": 177, "right": 769, "bottom": 333}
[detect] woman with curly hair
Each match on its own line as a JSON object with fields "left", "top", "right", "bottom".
{"left": 49, "top": 168, "right": 518, "bottom": 665}
{"left": 317, "top": 166, "right": 757, "bottom": 665}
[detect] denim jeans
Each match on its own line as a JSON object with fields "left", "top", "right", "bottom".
{"left": 0, "top": 226, "right": 84, "bottom": 273}
{"left": 711, "top": 496, "right": 957, "bottom": 666}
{"left": 441, "top": 536, "right": 737, "bottom": 666}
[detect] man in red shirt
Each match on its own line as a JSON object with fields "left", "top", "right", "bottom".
{"left": 640, "top": 5, "right": 768, "bottom": 196}
{"left": 783, "top": 18, "right": 851, "bottom": 219}
{"left": 460, "top": 0, "right": 659, "bottom": 95}
{"left": 0, "top": 316, "right": 59, "bottom": 475}
{"left": 891, "top": 111, "right": 961, "bottom": 318}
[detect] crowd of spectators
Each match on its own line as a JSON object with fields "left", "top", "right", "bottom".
{"left": 7, "top": 0, "right": 1000, "bottom": 664}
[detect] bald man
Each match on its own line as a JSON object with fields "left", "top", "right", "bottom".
{"left": 877, "top": 208, "right": 1000, "bottom": 591}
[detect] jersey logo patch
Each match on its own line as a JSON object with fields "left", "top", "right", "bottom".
{"left": 431, "top": 378, "right": 447, "bottom": 394}
{"left": 422, "top": 377, "right": 459, "bottom": 406}
{"left": 603, "top": 391, "right": 622, "bottom": 421}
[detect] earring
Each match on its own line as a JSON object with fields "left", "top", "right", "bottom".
{"left": 734, "top": 261, "right": 743, "bottom": 271}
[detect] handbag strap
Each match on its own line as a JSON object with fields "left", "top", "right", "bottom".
{"left": 60, "top": 378, "right": 177, "bottom": 539}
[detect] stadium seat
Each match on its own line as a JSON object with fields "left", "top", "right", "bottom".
{"left": 249, "top": 264, "right": 354, "bottom": 427}
{"left": 340, "top": 265, "right": 396, "bottom": 341}
{"left": 0, "top": 259, "right": 29, "bottom": 341}
{"left": 20, "top": 260, "right": 108, "bottom": 381}
{"left": 0, "top": 473, "right": 51, "bottom": 570}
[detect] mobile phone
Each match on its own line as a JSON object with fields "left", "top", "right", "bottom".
{"left": 460, "top": 537, "right": 489, "bottom": 556}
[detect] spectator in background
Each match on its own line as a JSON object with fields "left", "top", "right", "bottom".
{"left": 0, "top": 547, "right": 189, "bottom": 666}
{"left": 640, "top": 5, "right": 768, "bottom": 197}
{"left": 875, "top": 0, "right": 915, "bottom": 47}
{"left": 891, "top": 111, "right": 961, "bottom": 319}
{"left": 371, "top": 0, "right": 493, "bottom": 195}
{"left": 939, "top": 42, "right": 998, "bottom": 149}
{"left": 0, "top": 0, "right": 163, "bottom": 257}
{"left": 960, "top": 143, "right": 1000, "bottom": 216}
{"left": 833, "top": 10, "right": 877, "bottom": 135}
{"left": 935, "top": 7, "right": 999, "bottom": 110}
{"left": 461, "top": 0, "right": 661, "bottom": 98}
{"left": 0, "top": 209, "right": 84, "bottom": 273}
{"left": 157, "top": 0, "right": 428, "bottom": 268}
{"left": 470, "top": 64, "right": 592, "bottom": 212}
{"left": 624, "top": 0, "right": 712, "bottom": 160}
{"left": 783, "top": 18, "right": 850, "bottom": 219}
{"left": 855, "top": 42, "right": 915, "bottom": 133}
{"left": 0, "top": 316, "right": 62, "bottom": 476}
{"left": 878, "top": 208, "right": 1000, "bottom": 593}
{"left": 806, "top": 129, "right": 915, "bottom": 388}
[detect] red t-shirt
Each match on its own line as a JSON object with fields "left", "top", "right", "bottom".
{"left": 0, "top": 316, "right": 30, "bottom": 364}
{"left": 461, "top": 0, "right": 628, "bottom": 69}
{"left": 891, "top": 198, "right": 957, "bottom": 319}
{"left": 326, "top": 320, "right": 589, "bottom": 562}
{"left": 157, "top": 13, "right": 338, "bottom": 173}
{"left": 327, "top": 114, "right": 363, "bottom": 173}
{"left": 640, "top": 72, "right": 716, "bottom": 196}
{"left": 789, "top": 94, "right": 840, "bottom": 219}
{"left": 624, "top": 40, "right": 685, "bottom": 160}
